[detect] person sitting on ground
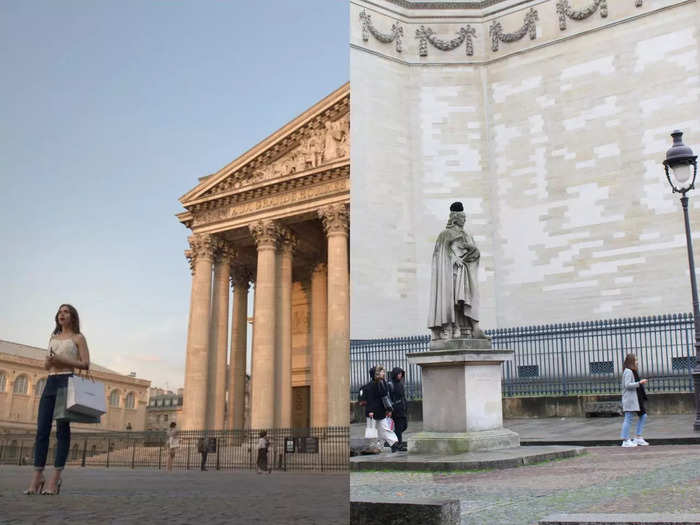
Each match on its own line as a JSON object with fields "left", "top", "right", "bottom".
{"left": 620, "top": 353, "right": 650, "bottom": 448}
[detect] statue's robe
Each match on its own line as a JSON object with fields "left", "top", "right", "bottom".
{"left": 427, "top": 226, "right": 480, "bottom": 330}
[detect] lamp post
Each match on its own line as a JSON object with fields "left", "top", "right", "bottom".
{"left": 662, "top": 130, "right": 700, "bottom": 431}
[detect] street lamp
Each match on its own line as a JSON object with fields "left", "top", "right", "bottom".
{"left": 663, "top": 130, "right": 700, "bottom": 431}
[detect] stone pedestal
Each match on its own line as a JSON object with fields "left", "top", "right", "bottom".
{"left": 407, "top": 339, "right": 518, "bottom": 454}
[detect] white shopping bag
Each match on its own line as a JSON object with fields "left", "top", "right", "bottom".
{"left": 66, "top": 374, "right": 106, "bottom": 417}
{"left": 379, "top": 418, "right": 398, "bottom": 446}
{"left": 364, "top": 417, "right": 378, "bottom": 439}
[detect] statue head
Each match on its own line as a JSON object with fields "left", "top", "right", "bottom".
{"left": 447, "top": 201, "right": 466, "bottom": 228}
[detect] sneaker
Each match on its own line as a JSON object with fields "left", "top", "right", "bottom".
{"left": 621, "top": 439, "right": 637, "bottom": 447}
{"left": 633, "top": 437, "right": 649, "bottom": 446}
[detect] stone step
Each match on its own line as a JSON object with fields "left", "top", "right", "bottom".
{"left": 351, "top": 498, "right": 460, "bottom": 525}
{"left": 540, "top": 514, "right": 700, "bottom": 525}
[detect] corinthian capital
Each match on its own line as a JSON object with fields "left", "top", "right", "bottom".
{"left": 185, "top": 234, "right": 217, "bottom": 273}
{"left": 230, "top": 264, "right": 252, "bottom": 290}
{"left": 215, "top": 239, "right": 237, "bottom": 265}
{"left": 249, "top": 220, "right": 281, "bottom": 250}
{"left": 278, "top": 227, "right": 298, "bottom": 255}
{"left": 319, "top": 203, "right": 349, "bottom": 236}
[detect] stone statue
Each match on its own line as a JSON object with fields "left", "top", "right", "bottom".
{"left": 428, "top": 201, "right": 489, "bottom": 340}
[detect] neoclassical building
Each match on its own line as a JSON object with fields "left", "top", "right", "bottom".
{"left": 177, "top": 84, "right": 350, "bottom": 431}
{"left": 0, "top": 340, "right": 150, "bottom": 434}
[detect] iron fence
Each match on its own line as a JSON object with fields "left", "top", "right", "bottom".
{"left": 0, "top": 427, "right": 349, "bottom": 472}
{"left": 351, "top": 313, "right": 697, "bottom": 398}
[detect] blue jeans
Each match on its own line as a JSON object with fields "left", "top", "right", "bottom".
{"left": 34, "top": 374, "right": 71, "bottom": 470}
{"left": 621, "top": 411, "right": 647, "bottom": 440}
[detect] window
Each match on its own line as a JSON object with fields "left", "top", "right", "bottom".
{"left": 589, "top": 361, "right": 614, "bottom": 375}
{"left": 166, "top": 398, "right": 172, "bottom": 406}
{"left": 163, "top": 414, "right": 168, "bottom": 422}
{"left": 13, "top": 375, "right": 28, "bottom": 394}
{"left": 35, "top": 378, "right": 47, "bottom": 396}
{"left": 517, "top": 365, "right": 539, "bottom": 378}
{"left": 110, "top": 390, "right": 120, "bottom": 407}
{"left": 157, "top": 399, "right": 162, "bottom": 407}
{"left": 0, "top": 373, "right": 6, "bottom": 392}
{"left": 125, "top": 392, "right": 135, "bottom": 409}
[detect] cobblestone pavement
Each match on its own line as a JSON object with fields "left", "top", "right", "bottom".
{"left": 350, "top": 445, "right": 700, "bottom": 524}
{"left": 1, "top": 467, "right": 349, "bottom": 524}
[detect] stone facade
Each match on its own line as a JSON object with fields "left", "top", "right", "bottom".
{"left": 350, "top": 0, "right": 700, "bottom": 338}
{"left": 0, "top": 340, "right": 150, "bottom": 434}
{"left": 177, "top": 84, "right": 350, "bottom": 430}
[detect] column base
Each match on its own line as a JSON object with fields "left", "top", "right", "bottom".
{"left": 408, "top": 429, "right": 520, "bottom": 455}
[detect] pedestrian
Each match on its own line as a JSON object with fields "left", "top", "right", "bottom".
{"left": 365, "top": 365, "right": 398, "bottom": 452}
{"left": 25, "top": 304, "right": 91, "bottom": 495}
{"left": 389, "top": 367, "right": 408, "bottom": 452}
{"left": 620, "top": 353, "right": 650, "bottom": 447}
{"left": 197, "top": 437, "right": 209, "bottom": 470}
{"left": 166, "top": 422, "right": 178, "bottom": 472}
{"left": 257, "top": 431, "right": 271, "bottom": 474}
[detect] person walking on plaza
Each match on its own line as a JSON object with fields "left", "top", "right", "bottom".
{"left": 166, "top": 422, "right": 179, "bottom": 472}
{"left": 25, "top": 304, "right": 90, "bottom": 495}
{"left": 365, "top": 365, "right": 398, "bottom": 452}
{"left": 257, "top": 431, "right": 271, "bottom": 474}
{"left": 197, "top": 437, "right": 209, "bottom": 471}
{"left": 389, "top": 367, "right": 408, "bottom": 452}
{"left": 621, "top": 353, "right": 650, "bottom": 447}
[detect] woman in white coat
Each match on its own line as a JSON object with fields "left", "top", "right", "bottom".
{"left": 620, "top": 353, "right": 649, "bottom": 448}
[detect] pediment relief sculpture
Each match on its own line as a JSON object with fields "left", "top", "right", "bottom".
{"left": 201, "top": 113, "right": 349, "bottom": 199}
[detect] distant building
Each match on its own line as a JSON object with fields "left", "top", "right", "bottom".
{"left": 145, "top": 391, "right": 183, "bottom": 431}
{"left": 0, "top": 340, "right": 151, "bottom": 434}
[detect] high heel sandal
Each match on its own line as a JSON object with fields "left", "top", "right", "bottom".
{"left": 23, "top": 477, "right": 45, "bottom": 495}
{"left": 41, "top": 479, "right": 61, "bottom": 495}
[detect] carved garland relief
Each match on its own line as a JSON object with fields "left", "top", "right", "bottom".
{"left": 360, "top": 9, "right": 403, "bottom": 52}
{"left": 489, "top": 8, "right": 538, "bottom": 52}
{"left": 416, "top": 25, "right": 477, "bottom": 57}
{"left": 358, "top": 1, "right": 646, "bottom": 55}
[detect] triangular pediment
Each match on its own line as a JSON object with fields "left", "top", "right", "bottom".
{"left": 180, "top": 83, "right": 349, "bottom": 208}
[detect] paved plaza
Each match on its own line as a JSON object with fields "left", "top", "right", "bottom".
{"left": 0, "top": 467, "right": 349, "bottom": 524}
{"left": 351, "top": 444, "right": 700, "bottom": 524}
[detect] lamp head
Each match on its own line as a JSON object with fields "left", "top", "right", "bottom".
{"left": 663, "top": 130, "right": 697, "bottom": 193}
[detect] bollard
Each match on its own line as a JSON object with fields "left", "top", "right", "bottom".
{"left": 81, "top": 438, "right": 87, "bottom": 467}
{"left": 131, "top": 439, "right": 136, "bottom": 469}
{"left": 158, "top": 446, "right": 162, "bottom": 470}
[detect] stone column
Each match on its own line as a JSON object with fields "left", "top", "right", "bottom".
{"left": 249, "top": 220, "right": 280, "bottom": 429}
{"left": 310, "top": 262, "right": 328, "bottom": 428}
{"left": 319, "top": 203, "right": 350, "bottom": 428}
{"left": 228, "top": 265, "right": 250, "bottom": 431}
{"left": 182, "top": 234, "right": 215, "bottom": 430}
{"left": 275, "top": 229, "right": 296, "bottom": 429}
{"left": 208, "top": 241, "right": 234, "bottom": 430}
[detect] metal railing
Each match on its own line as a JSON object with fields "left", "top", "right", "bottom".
{"left": 351, "top": 313, "right": 697, "bottom": 398}
{"left": 0, "top": 427, "right": 349, "bottom": 472}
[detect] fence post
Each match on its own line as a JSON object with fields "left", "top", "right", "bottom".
{"left": 559, "top": 325, "right": 568, "bottom": 396}
{"left": 158, "top": 445, "right": 162, "bottom": 470}
{"left": 131, "top": 439, "right": 136, "bottom": 469}
{"left": 186, "top": 439, "right": 190, "bottom": 470}
{"left": 17, "top": 442, "right": 23, "bottom": 466}
{"left": 106, "top": 440, "right": 110, "bottom": 468}
{"left": 216, "top": 439, "right": 221, "bottom": 471}
{"left": 81, "top": 438, "right": 87, "bottom": 467}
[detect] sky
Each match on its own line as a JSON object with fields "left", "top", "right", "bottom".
{"left": 0, "top": 1, "right": 349, "bottom": 391}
